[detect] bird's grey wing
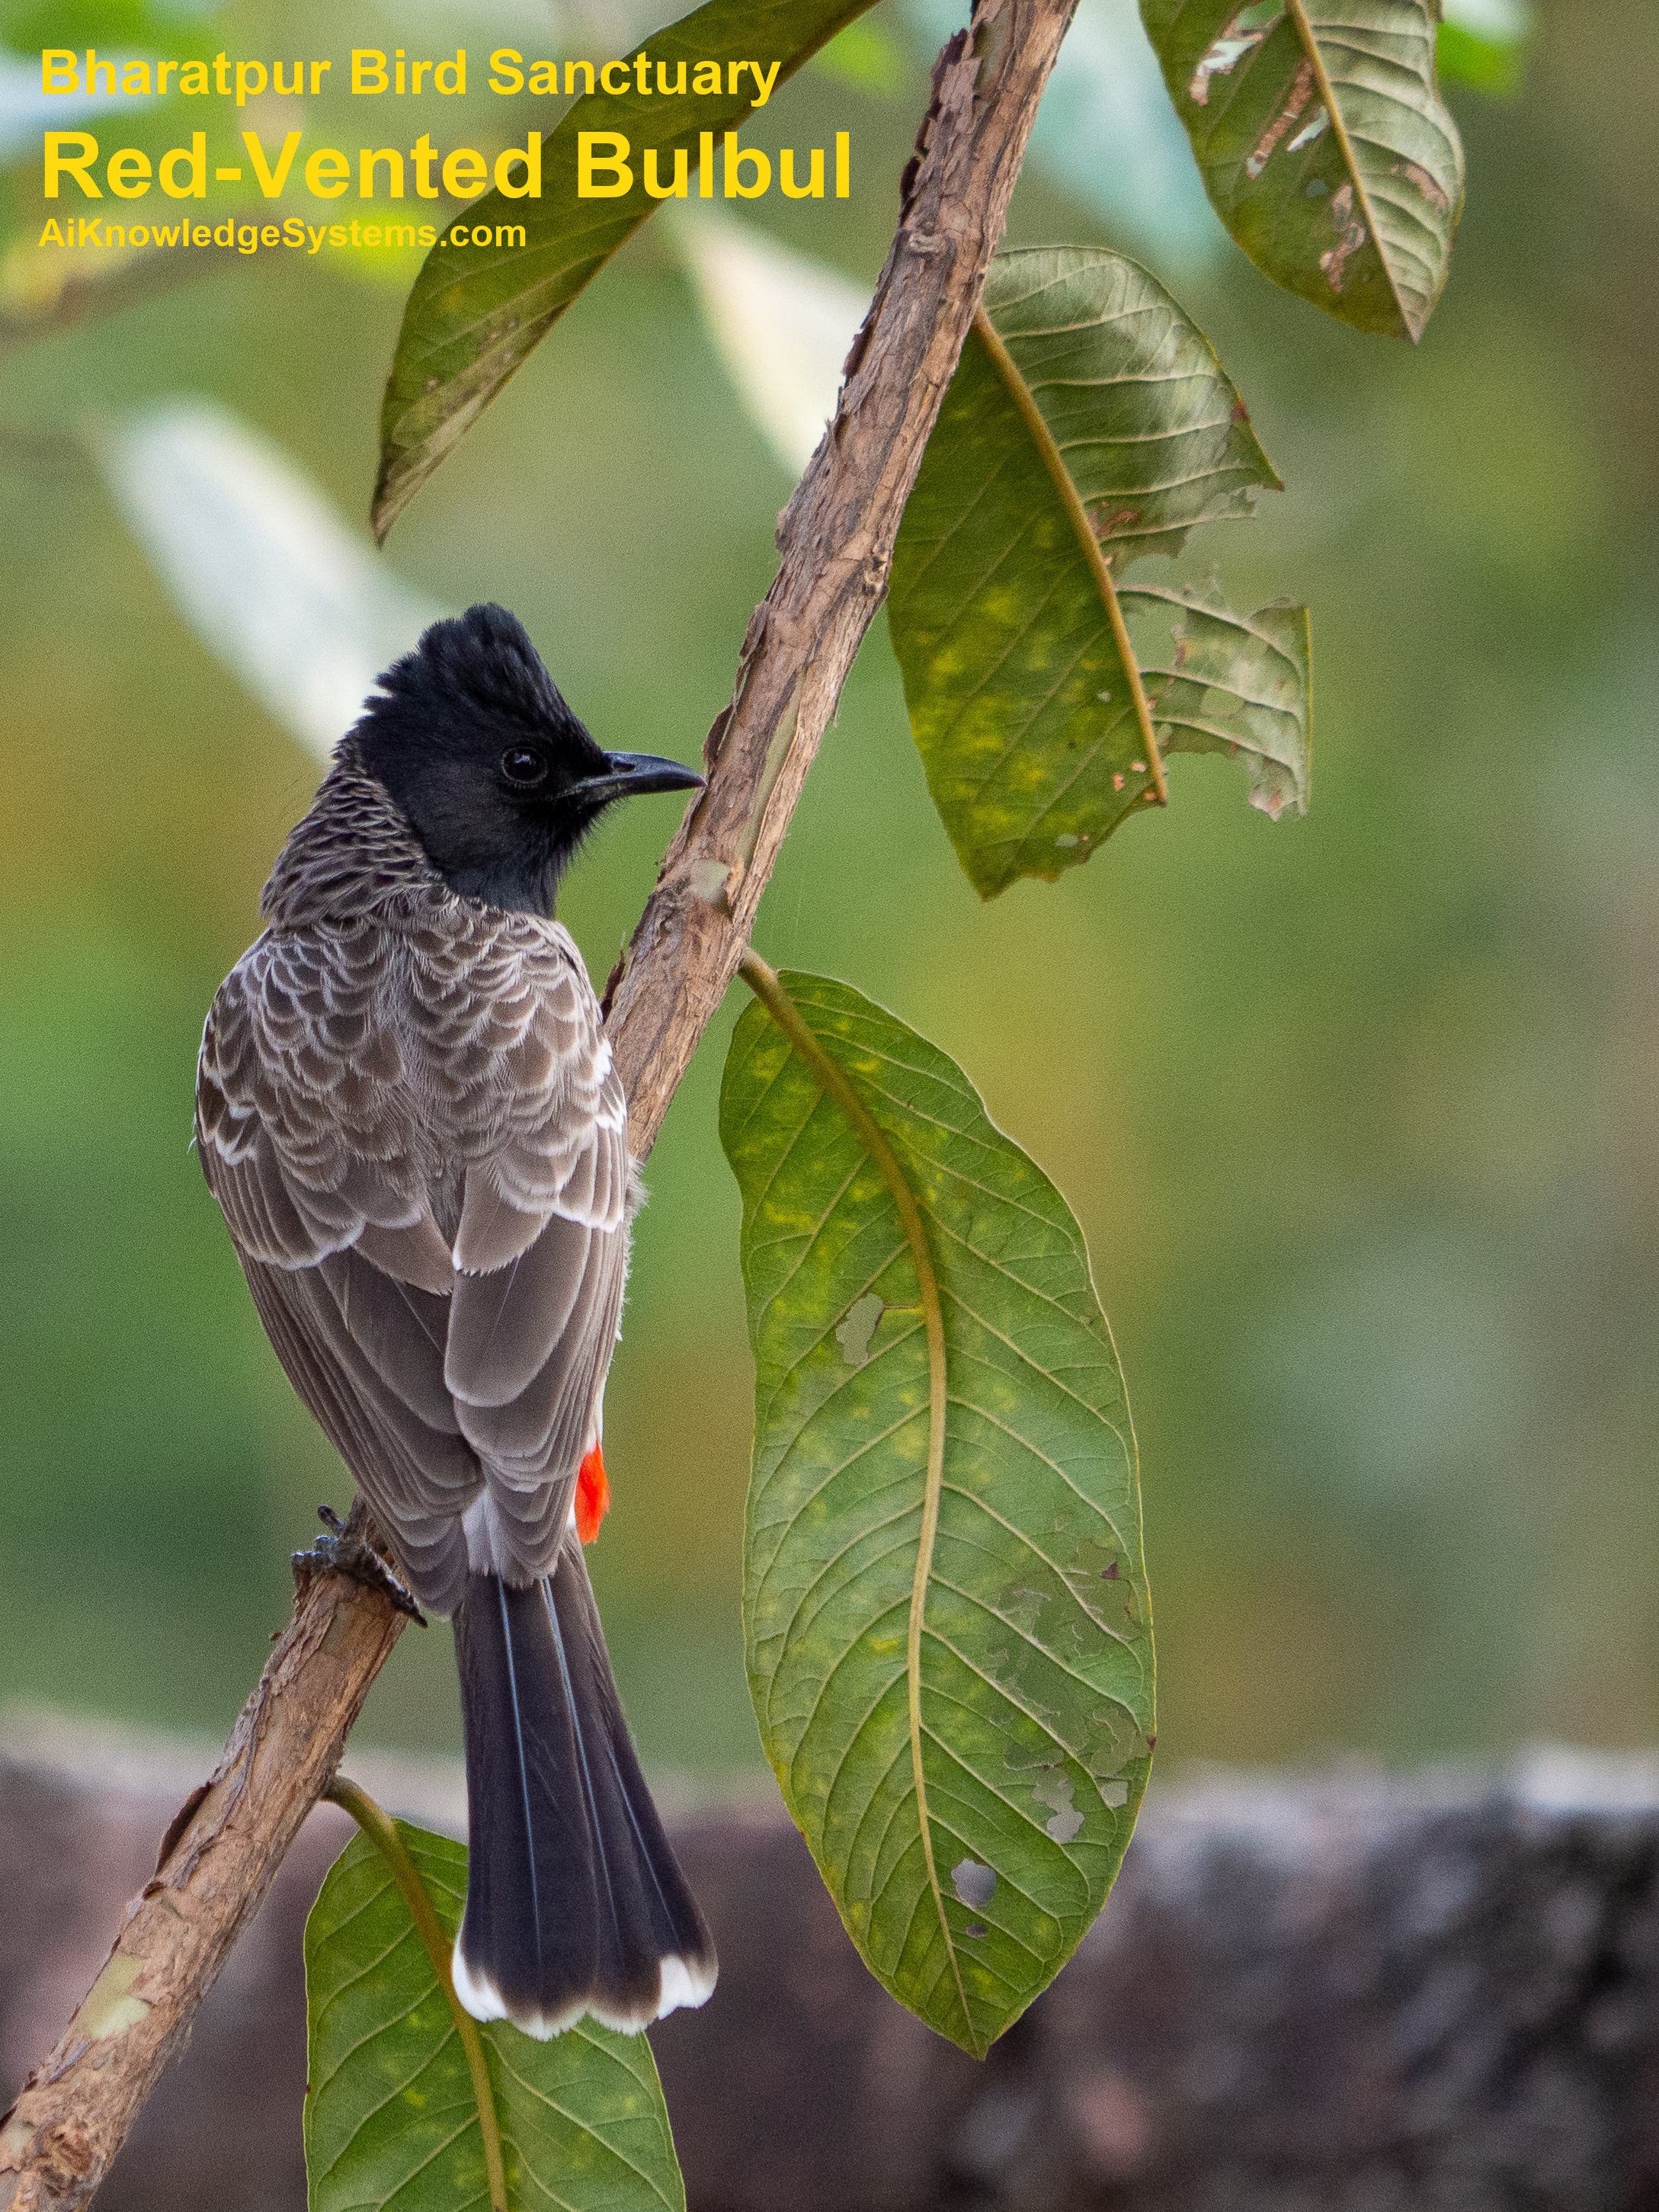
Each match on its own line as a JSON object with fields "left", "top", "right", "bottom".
{"left": 197, "top": 931, "right": 479, "bottom": 1608}
{"left": 439, "top": 937, "right": 633, "bottom": 1579}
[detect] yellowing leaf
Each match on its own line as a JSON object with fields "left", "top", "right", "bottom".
{"left": 889, "top": 247, "right": 1308, "bottom": 896}
{"left": 305, "top": 1819, "right": 683, "bottom": 2212}
{"left": 722, "top": 966, "right": 1154, "bottom": 2057}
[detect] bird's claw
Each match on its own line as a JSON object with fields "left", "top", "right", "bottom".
{"left": 293, "top": 1505, "right": 425, "bottom": 1623}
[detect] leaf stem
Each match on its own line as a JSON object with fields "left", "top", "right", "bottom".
{"left": 969, "top": 303, "right": 1167, "bottom": 807}
{"left": 323, "top": 1775, "right": 510, "bottom": 2212}
{"left": 735, "top": 952, "right": 976, "bottom": 2051}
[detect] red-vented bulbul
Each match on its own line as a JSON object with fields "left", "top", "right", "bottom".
{"left": 195, "top": 604, "right": 716, "bottom": 2035}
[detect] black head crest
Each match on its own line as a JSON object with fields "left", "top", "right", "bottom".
{"left": 359, "top": 603, "right": 607, "bottom": 777}
{"left": 347, "top": 604, "right": 699, "bottom": 915}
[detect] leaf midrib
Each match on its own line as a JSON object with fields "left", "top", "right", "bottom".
{"left": 1283, "top": 0, "right": 1414, "bottom": 337}
{"left": 315, "top": 1792, "right": 511, "bottom": 2212}
{"left": 738, "top": 957, "right": 978, "bottom": 2050}
{"left": 969, "top": 306, "right": 1169, "bottom": 809}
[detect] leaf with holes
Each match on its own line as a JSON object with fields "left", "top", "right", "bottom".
{"left": 1123, "top": 581, "right": 1312, "bottom": 823}
{"left": 1140, "top": 0, "right": 1464, "bottom": 339}
{"left": 722, "top": 966, "right": 1154, "bottom": 2057}
{"left": 371, "top": 0, "right": 879, "bottom": 538}
{"left": 305, "top": 1819, "right": 683, "bottom": 2212}
{"left": 889, "top": 245, "right": 1308, "bottom": 898}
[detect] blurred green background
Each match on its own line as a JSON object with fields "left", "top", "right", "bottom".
{"left": 2, "top": 0, "right": 1654, "bottom": 1785}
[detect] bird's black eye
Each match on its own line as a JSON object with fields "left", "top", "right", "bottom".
{"left": 500, "top": 746, "right": 549, "bottom": 790}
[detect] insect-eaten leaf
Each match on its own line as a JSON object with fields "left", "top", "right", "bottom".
{"left": 1139, "top": 0, "right": 1464, "bottom": 340}
{"left": 889, "top": 246, "right": 1309, "bottom": 898}
{"left": 372, "top": 0, "right": 880, "bottom": 538}
{"left": 1125, "top": 581, "right": 1312, "bottom": 825}
{"left": 305, "top": 1820, "right": 684, "bottom": 2212}
{"left": 722, "top": 968, "right": 1155, "bottom": 2058}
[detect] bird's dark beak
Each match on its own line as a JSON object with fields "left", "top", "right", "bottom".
{"left": 573, "top": 752, "right": 705, "bottom": 803}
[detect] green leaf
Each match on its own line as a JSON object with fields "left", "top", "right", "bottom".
{"left": 305, "top": 1818, "right": 684, "bottom": 2212}
{"left": 1436, "top": 0, "right": 1532, "bottom": 97}
{"left": 722, "top": 963, "right": 1154, "bottom": 2058}
{"left": 809, "top": 16, "right": 910, "bottom": 93}
{"left": 371, "top": 0, "right": 878, "bottom": 538}
{"left": 889, "top": 245, "right": 1308, "bottom": 898}
{"left": 1139, "top": 0, "right": 1465, "bottom": 340}
{"left": 1124, "top": 581, "right": 1313, "bottom": 823}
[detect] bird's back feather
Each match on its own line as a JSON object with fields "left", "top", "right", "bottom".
{"left": 195, "top": 751, "right": 632, "bottom": 1604}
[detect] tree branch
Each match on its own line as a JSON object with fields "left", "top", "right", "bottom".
{"left": 606, "top": 0, "right": 1079, "bottom": 1136}
{"left": 0, "top": 1, "right": 1078, "bottom": 2201}
{"left": 0, "top": 1517, "right": 407, "bottom": 2212}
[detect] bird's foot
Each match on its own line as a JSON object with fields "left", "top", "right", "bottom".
{"left": 293, "top": 1505, "right": 425, "bottom": 1623}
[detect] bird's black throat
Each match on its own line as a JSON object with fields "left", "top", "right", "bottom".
{"left": 425, "top": 813, "right": 601, "bottom": 918}
{"left": 337, "top": 604, "right": 700, "bottom": 919}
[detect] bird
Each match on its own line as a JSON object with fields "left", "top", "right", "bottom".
{"left": 194, "top": 602, "right": 716, "bottom": 2036}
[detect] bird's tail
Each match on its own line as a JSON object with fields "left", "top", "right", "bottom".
{"left": 450, "top": 1537, "right": 716, "bottom": 2037}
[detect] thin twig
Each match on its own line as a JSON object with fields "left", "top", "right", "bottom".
{"left": 0, "top": 0, "right": 1078, "bottom": 2201}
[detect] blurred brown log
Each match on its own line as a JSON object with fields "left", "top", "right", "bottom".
{"left": 4, "top": 1727, "right": 1657, "bottom": 2212}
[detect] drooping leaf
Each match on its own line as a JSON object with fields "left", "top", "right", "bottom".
{"left": 679, "top": 212, "right": 868, "bottom": 475}
{"left": 1436, "top": 0, "right": 1532, "bottom": 96}
{"left": 372, "top": 0, "right": 879, "bottom": 538}
{"left": 1139, "top": 0, "right": 1465, "bottom": 340}
{"left": 1124, "top": 581, "right": 1312, "bottom": 822}
{"left": 889, "top": 245, "right": 1308, "bottom": 897}
{"left": 305, "top": 1819, "right": 683, "bottom": 2212}
{"left": 98, "top": 399, "right": 444, "bottom": 759}
{"left": 722, "top": 966, "right": 1155, "bottom": 2058}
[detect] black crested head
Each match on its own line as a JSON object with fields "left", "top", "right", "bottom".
{"left": 348, "top": 604, "right": 702, "bottom": 915}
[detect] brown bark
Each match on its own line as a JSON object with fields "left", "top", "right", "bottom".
{"left": 0, "top": 0, "right": 1078, "bottom": 2203}
{"left": 0, "top": 1537, "right": 407, "bottom": 2212}
{"left": 604, "top": 0, "right": 1081, "bottom": 1143}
